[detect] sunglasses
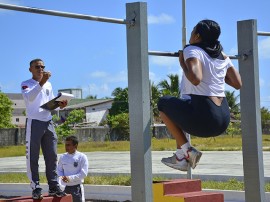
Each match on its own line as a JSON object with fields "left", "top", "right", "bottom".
{"left": 35, "top": 65, "right": 45, "bottom": 69}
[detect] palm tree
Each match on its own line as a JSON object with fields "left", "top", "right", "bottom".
{"left": 158, "top": 74, "right": 180, "bottom": 97}
{"left": 110, "top": 87, "right": 129, "bottom": 116}
{"left": 225, "top": 90, "right": 240, "bottom": 114}
{"left": 150, "top": 81, "right": 162, "bottom": 121}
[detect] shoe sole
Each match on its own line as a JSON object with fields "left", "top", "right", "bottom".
{"left": 33, "top": 195, "right": 43, "bottom": 200}
{"left": 49, "top": 193, "right": 66, "bottom": 198}
{"left": 189, "top": 151, "right": 202, "bottom": 169}
{"left": 161, "top": 160, "right": 188, "bottom": 171}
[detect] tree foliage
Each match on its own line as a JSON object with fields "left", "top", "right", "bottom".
{"left": 261, "top": 107, "right": 270, "bottom": 129}
{"left": 55, "top": 109, "right": 85, "bottom": 141}
{"left": 151, "top": 81, "right": 162, "bottom": 120}
{"left": 158, "top": 74, "right": 180, "bottom": 97}
{"left": 0, "top": 93, "right": 15, "bottom": 128}
{"left": 85, "top": 95, "right": 97, "bottom": 99}
{"left": 109, "top": 87, "right": 129, "bottom": 116}
{"left": 106, "top": 113, "right": 129, "bottom": 140}
{"left": 225, "top": 90, "right": 240, "bottom": 114}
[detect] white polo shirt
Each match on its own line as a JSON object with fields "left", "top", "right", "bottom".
{"left": 57, "top": 151, "right": 89, "bottom": 186}
{"left": 181, "top": 45, "right": 233, "bottom": 97}
{"left": 21, "top": 78, "right": 54, "bottom": 121}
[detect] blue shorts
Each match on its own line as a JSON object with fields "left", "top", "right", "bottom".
{"left": 157, "top": 94, "right": 230, "bottom": 137}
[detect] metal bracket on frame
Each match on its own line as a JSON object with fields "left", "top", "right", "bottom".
{"left": 236, "top": 50, "right": 252, "bottom": 61}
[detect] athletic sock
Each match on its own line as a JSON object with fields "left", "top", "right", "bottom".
{"left": 181, "top": 142, "right": 191, "bottom": 156}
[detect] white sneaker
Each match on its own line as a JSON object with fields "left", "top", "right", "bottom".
{"left": 186, "top": 147, "right": 202, "bottom": 169}
{"left": 161, "top": 153, "right": 188, "bottom": 171}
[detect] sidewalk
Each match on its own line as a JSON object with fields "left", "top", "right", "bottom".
{"left": 0, "top": 151, "right": 269, "bottom": 180}
{"left": 0, "top": 151, "right": 269, "bottom": 202}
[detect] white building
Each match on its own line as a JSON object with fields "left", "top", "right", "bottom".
{"left": 5, "top": 92, "right": 113, "bottom": 128}
{"left": 5, "top": 93, "right": 26, "bottom": 127}
{"left": 58, "top": 88, "right": 83, "bottom": 99}
{"left": 59, "top": 99, "right": 113, "bottom": 126}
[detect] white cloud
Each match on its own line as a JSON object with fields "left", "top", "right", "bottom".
{"left": 89, "top": 71, "right": 108, "bottom": 78}
{"left": 148, "top": 13, "right": 175, "bottom": 24}
{"left": 258, "top": 37, "right": 270, "bottom": 59}
{"left": 83, "top": 83, "right": 111, "bottom": 98}
{"left": 149, "top": 71, "right": 160, "bottom": 84}
{"left": 107, "top": 70, "right": 127, "bottom": 83}
{"left": 0, "top": 81, "right": 16, "bottom": 92}
{"left": 88, "top": 70, "right": 127, "bottom": 83}
{"left": 100, "top": 83, "right": 109, "bottom": 92}
{"left": 150, "top": 56, "right": 178, "bottom": 68}
{"left": 82, "top": 70, "right": 128, "bottom": 98}
{"left": 227, "top": 37, "right": 270, "bottom": 60}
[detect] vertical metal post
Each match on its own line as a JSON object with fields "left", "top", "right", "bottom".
{"left": 182, "top": 0, "right": 187, "bottom": 48}
{"left": 181, "top": 0, "right": 192, "bottom": 180}
{"left": 237, "top": 19, "right": 266, "bottom": 202}
{"left": 126, "top": 2, "right": 152, "bottom": 202}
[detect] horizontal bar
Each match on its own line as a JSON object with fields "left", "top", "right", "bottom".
{"left": 149, "top": 50, "right": 239, "bottom": 60}
{"left": 148, "top": 51, "right": 180, "bottom": 57}
{"left": 257, "top": 31, "right": 270, "bottom": 36}
{"left": 0, "top": 3, "right": 127, "bottom": 25}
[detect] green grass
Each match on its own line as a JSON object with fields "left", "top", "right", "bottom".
{"left": 0, "top": 173, "right": 269, "bottom": 192}
{"left": 1, "top": 136, "right": 269, "bottom": 192}
{"left": 0, "top": 135, "right": 269, "bottom": 158}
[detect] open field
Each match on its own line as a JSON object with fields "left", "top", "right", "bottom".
{"left": 0, "top": 135, "right": 269, "bottom": 192}
{"left": 0, "top": 135, "right": 269, "bottom": 158}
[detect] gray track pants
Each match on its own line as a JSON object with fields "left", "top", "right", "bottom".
{"left": 26, "top": 119, "right": 58, "bottom": 189}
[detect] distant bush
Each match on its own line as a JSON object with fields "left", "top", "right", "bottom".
{"left": 226, "top": 122, "right": 241, "bottom": 137}
{"left": 106, "top": 113, "right": 129, "bottom": 140}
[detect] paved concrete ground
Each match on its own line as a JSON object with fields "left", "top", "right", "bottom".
{"left": 0, "top": 151, "right": 269, "bottom": 202}
{"left": 0, "top": 151, "right": 269, "bottom": 180}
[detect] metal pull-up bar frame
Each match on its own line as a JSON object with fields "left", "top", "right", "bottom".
{"left": 1, "top": 2, "right": 269, "bottom": 202}
{"left": 257, "top": 31, "right": 270, "bottom": 36}
{"left": 148, "top": 50, "right": 241, "bottom": 60}
{"left": 0, "top": 3, "right": 129, "bottom": 25}
{"left": 0, "top": 2, "right": 150, "bottom": 202}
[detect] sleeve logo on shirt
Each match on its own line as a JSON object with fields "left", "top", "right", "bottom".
{"left": 22, "top": 85, "right": 28, "bottom": 90}
{"left": 46, "top": 89, "right": 49, "bottom": 96}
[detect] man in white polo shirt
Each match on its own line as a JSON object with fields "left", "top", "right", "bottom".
{"left": 57, "top": 135, "right": 89, "bottom": 202}
{"left": 21, "top": 58, "right": 67, "bottom": 199}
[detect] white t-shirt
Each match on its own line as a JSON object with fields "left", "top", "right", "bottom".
{"left": 57, "top": 151, "right": 89, "bottom": 186}
{"left": 180, "top": 45, "right": 233, "bottom": 97}
{"left": 21, "top": 79, "right": 54, "bottom": 121}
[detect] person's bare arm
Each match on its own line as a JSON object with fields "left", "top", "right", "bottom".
{"left": 179, "top": 51, "right": 203, "bottom": 86}
{"left": 225, "top": 67, "right": 242, "bottom": 90}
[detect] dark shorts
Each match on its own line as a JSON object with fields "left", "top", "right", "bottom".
{"left": 157, "top": 94, "right": 230, "bottom": 137}
{"left": 64, "top": 184, "right": 83, "bottom": 202}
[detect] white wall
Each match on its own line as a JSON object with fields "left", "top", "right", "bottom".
{"left": 85, "top": 102, "right": 112, "bottom": 125}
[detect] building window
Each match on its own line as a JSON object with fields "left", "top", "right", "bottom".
{"left": 16, "top": 118, "right": 19, "bottom": 122}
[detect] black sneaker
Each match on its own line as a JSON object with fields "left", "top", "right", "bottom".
{"left": 32, "top": 188, "right": 43, "bottom": 200}
{"left": 48, "top": 186, "right": 67, "bottom": 197}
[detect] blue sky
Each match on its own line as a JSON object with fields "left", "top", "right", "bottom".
{"left": 0, "top": 0, "right": 269, "bottom": 109}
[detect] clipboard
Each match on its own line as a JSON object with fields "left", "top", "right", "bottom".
{"left": 40, "top": 92, "right": 74, "bottom": 110}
